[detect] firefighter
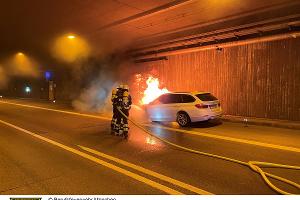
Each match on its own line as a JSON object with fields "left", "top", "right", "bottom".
{"left": 120, "top": 84, "right": 132, "bottom": 139}
{"left": 114, "top": 84, "right": 124, "bottom": 135}
{"left": 110, "top": 88, "right": 118, "bottom": 134}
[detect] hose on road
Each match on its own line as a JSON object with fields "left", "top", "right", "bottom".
{"left": 117, "top": 108, "right": 300, "bottom": 194}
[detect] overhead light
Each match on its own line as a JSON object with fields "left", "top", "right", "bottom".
{"left": 52, "top": 33, "right": 90, "bottom": 63}
{"left": 67, "top": 35, "right": 76, "bottom": 39}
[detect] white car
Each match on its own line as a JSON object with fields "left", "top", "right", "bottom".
{"left": 146, "top": 92, "right": 223, "bottom": 127}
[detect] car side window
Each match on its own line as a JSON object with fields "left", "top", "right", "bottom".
{"left": 168, "top": 94, "right": 182, "bottom": 104}
{"left": 158, "top": 94, "right": 170, "bottom": 104}
{"left": 158, "top": 94, "right": 180, "bottom": 104}
{"left": 181, "top": 94, "right": 196, "bottom": 103}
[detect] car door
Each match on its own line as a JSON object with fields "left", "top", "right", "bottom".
{"left": 162, "top": 94, "right": 183, "bottom": 121}
{"left": 147, "top": 94, "right": 168, "bottom": 121}
{"left": 179, "top": 94, "right": 196, "bottom": 114}
{"left": 147, "top": 94, "right": 182, "bottom": 121}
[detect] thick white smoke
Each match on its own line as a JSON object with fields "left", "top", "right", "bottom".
{"left": 72, "top": 65, "right": 119, "bottom": 115}
{"left": 70, "top": 57, "right": 151, "bottom": 123}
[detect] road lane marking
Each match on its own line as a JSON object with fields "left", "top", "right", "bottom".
{"left": 0, "top": 100, "right": 111, "bottom": 121}
{"left": 1, "top": 100, "right": 300, "bottom": 154}
{"left": 79, "top": 145, "right": 212, "bottom": 195}
{"left": 0, "top": 119, "right": 183, "bottom": 195}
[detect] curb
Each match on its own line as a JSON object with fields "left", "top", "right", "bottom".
{"left": 222, "top": 115, "right": 300, "bottom": 130}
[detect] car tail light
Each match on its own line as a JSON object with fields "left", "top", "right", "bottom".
{"left": 195, "top": 104, "right": 209, "bottom": 109}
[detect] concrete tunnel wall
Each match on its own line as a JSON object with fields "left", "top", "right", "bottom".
{"left": 128, "top": 37, "right": 300, "bottom": 121}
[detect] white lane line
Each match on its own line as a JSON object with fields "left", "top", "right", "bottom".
{"left": 79, "top": 145, "right": 212, "bottom": 195}
{"left": 0, "top": 100, "right": 111, "bottom": 120}
{"left": 0, "top": 119, "right": 183, "bottom": 195}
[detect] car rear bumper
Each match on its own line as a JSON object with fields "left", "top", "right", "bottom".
{"left": 190, "top": 108, "right": 223, "bottom": 122}
{"left": 191, "top": 114, "right": 222, "bottom": 122}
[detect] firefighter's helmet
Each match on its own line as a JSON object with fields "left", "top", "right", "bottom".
{"left": 117, "top": 84, "right": 124, "bottom": 89}
{"left": 123, "top": 84, "right": 129, "bottom": 91}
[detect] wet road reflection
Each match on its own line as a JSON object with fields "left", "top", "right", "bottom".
{"left": 122, "top": 124, "right": 165, "bottom": 153}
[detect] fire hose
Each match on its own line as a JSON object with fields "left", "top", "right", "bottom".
{"left": 117, "top": 108, "right": 300, "bottom": 195}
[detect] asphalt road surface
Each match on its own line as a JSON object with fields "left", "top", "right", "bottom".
{"left": 0, "top": 98, "right": 299, "bottom": 194}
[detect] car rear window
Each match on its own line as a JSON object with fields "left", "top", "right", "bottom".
{"left": 196, "top": 93, "right": 218, "bottom": 101}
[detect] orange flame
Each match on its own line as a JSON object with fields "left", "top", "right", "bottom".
{"left": 141, "top": 76, "right": 169, "bottom": 104}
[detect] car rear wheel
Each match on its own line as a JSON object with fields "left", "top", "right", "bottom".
{"left": 177, "top": 112, "right": 191, "bottom": 127}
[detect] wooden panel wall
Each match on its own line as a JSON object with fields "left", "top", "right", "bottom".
{"left": 130, "top": 38, "right": 300, "bottom": 121}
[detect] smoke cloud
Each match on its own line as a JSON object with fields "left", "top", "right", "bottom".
{"left": 72, "top": 70, "right": 118, "bottom": 114}
{"left": 62, "top": 34, "right": 150, "bottom": 122}
{"left": 70, "top": 55, "right": 124, "bottom": 115}
{"left": 70, "top": 56, "right": 151, "bottom": 123}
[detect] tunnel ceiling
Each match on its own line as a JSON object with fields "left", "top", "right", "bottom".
{"left": 0, "top": 0, "right": 299, "bottom": 60}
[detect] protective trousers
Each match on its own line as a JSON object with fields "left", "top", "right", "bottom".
{"left": 121, "top": 108, "right": 129, "bottom": 134}
{"left": 115, "top": 106, "right": 123, "bottom": 134}
{"left": 111, "top": 105, "right": 118, "bottom": 132}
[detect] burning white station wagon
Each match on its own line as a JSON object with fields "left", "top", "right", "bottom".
{"left": 146, "top": 92, "right": 223, "bottom": 127}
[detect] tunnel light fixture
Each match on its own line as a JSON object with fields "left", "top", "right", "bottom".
{"left": 53, "top": 33, "right": 90, "bottom": 63}
{"left": 67, "top": 35, "right": 76, "bottom": 39}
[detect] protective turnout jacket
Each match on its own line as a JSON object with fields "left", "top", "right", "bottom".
{"left": 122, "top": 90, "right": 132, "bottom": 110}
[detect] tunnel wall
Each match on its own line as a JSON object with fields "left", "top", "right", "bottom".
{"left": 129, "top": 37, "right": 300, "bottom": 121}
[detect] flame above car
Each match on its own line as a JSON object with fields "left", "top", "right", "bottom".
{"left": 141, "top": 76, "right": 169, "bottom": 105}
